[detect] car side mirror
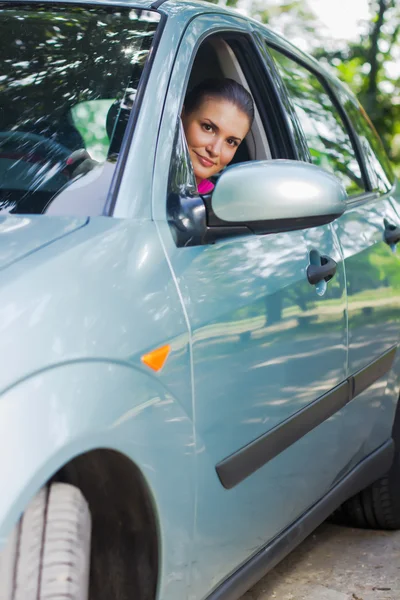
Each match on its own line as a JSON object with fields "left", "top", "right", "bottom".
{"left": 167, "top": 160, "right": 347, "bottom": 247}
{"left": 209, "top": 160, "right": 347, "bottom": 234}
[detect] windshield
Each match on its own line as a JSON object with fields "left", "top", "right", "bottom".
{"left": 0, "top": 4, "right": 160, "bottom": 216}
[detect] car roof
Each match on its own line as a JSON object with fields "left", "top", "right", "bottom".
{"left": 4, "top": 0, "right": 153, "bottom": 8}
{"left": 4, "top": 0, "right": 249, "bottom": 16}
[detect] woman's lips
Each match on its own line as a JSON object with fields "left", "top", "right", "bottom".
{"left": 194, "top": 151, "right": 215, "bottom": 168}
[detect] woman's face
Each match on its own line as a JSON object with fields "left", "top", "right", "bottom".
{"left": 182, "top": 97, "right": 251, "bottom": 184}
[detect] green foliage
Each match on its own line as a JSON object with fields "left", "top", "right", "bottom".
{"left": 298, "top": 0, "right": 400, "bottom": 172}
{"left": 325, "top": 0, "right": 400, "bottom": 171}
{"left": 71, "top": 99, "right": 115, "bottom": 161}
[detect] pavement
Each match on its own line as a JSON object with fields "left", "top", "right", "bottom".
{"left": 241, "top": 523, "right": 400, "bottom": 600}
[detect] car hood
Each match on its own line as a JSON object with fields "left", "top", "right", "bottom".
{"left": 0, "top": 215, "right": 88, "bottom": 271}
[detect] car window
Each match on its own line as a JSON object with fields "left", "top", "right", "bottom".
{"left": 0, "top": 5, "right": 159, "bottom": 216}
{"left": 333, "top": 86, "right": 394, "bottom": 194}
{"left": 70, "top": 99, "right": 116, "bottom": 163}
{"left": 269, "top": 47, "right": 366, "bottom": 197}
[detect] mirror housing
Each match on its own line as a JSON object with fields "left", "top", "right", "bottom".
{"left": 167, "top": 160, "right": 347, "bottom": 247}
{"left": 209, "top": 160, "right": 347, "bottom": 234}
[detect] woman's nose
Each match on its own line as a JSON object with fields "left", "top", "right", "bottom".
{"left": 206, "top": 137, "right": 222, "bottom": 157}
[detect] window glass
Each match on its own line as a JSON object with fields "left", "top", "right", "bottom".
{"left": 70, "top": 99, "right": 116, "bottom": 162}
{"left": 169, "top": 118, "right": 198, "bottom": 198}
{"left": 269, "top": 48, "right": 365, "bottom": 197}
{"left": 0, "top": 5, "right": 159, "bottom": 215}
{"left": 334, "top": 87, "right": 394, "bottom": 194}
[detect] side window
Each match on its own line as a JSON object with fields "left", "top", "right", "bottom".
{"left": 168, "top": 35, "right": 274, "bottom": 198}
{"left": 269, "top": 47, "right": 366, "bottom": 197}
{"left": 334, "top": 86, "right": 394, "bottom": 194}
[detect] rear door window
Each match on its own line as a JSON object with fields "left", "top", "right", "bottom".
{"left": 333, "top": 86, "right": 394, "bottom": 194}
{"left": 268, "top": 47, "right": 366, "bottom": 197}
{"left": 0, "top": 5, "right": 159, "bottom": 215}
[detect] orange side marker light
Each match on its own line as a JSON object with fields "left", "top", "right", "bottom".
{"left": 141, "top": 344, "right": 171, "bottom": 372}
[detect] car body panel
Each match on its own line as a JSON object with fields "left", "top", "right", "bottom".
{"left": 336, "top": 192, "right": 400, "bottom": 374}
{"left": 330, "top": 188, "right": 400, "bottom": 471}
{"left": 0, "top": 218, "right": 191, "bottom": 403}
{"left": 0, "top": 216, "right": 87, "bottom": 271}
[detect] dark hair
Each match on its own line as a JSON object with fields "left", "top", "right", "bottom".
{"left": 184, "top": 78, "right": 254, "bottom": 126}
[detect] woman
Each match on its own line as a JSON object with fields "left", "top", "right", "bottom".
{"left": 181, "top": 78, "right": 254, "bottom": 194}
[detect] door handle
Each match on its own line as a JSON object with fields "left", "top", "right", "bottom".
{"left": 384, "top": 219, "right": 400, "bottom": 246}
{"left": 307, "top": 255, "right": 337, "bottom": 285}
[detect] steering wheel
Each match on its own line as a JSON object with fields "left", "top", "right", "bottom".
{"left": 0, "top": 130, "right": 71, "bottom": 161}
{"left": 0, "top": 130, "right": 73, "bottom": 215}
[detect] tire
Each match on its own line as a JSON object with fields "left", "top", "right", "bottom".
{"left": 332, "top": 412, "right": 400, "bottom": 531}
{"left": 331, "top": 462, "right": 400, "bottom": 530}
{"left": 0, "top": 483, "right": 91, "bottom": 600}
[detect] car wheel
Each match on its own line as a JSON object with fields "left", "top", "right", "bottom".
{"left": 0, "top": 482, "right": 91, "bottom": 599}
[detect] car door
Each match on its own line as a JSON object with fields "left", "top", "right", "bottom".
{"left": 266, "top": 40, "right": 400, "bottom": 479}
{"left": 331, "top": 84, "right": 400, "bottom": 465}
{"left": 153, "top": 15, "right": 348, "bottom": 596}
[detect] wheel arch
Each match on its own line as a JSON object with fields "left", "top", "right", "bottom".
{"left": 0, "top": 360, "right": 196, "bottom": 600}
{"left": 56, "top": 448, "right": 160, "bottom": 600}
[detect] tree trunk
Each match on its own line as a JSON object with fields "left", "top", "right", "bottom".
{"left": 365, "top": 0, "right": 388, "bottom": 118}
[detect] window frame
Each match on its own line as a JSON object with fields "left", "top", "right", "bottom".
{"left": 330, "top": 79, "right": 395, "bottom": 197}
{"left": 223, "top": 34, "right": 297, "bottom": 161}
{"left": 105, "top": 9, "right": 166, "bottom": 216}
{"left": 164, "top": 25, "right": 301, "bottom": 199}
{"left": 251, "top": 32, "right": 311, "bottom": 163}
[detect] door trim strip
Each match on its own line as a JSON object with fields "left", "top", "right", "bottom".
{"left": 352, "top": 346, "right": 397, "bottom": 398}
{"left": 216, "top": 346, "right": 397, "bottom": 490}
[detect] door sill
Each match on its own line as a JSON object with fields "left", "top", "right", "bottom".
{"left": 206, "top": 439, "right": 394, "bottom": 600}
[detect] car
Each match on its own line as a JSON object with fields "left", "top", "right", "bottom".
{"left": 0, "top": 1, "right": 400, "bottom": 599}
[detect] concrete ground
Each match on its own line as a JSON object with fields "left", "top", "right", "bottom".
{"left": 241, "top": 523, "right": 400, "bottom": 600}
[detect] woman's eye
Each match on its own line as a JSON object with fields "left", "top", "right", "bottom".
{"left": 202, "top": 123, "right": 213, "bottom": 132}
{"left": 227, "top": 139, "right": 238, "bottom": 147}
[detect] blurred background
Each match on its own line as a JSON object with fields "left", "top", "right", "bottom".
{"left": 204, "top": 0, "right": 400, "bottom": 175}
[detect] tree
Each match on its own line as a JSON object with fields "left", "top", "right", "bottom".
{"left": 247, "top": 0, "right": 317, "bottom": 46}
{"left": 315, "top": 0, "right": 400, "bottom": 165}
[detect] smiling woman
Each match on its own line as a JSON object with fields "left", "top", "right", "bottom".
{"left": 181, "top": 78, "right": 254, "bottom": 192}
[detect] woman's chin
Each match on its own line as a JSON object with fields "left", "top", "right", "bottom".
{"left": 195, "top": 167, "right": 212, "bottom": 182}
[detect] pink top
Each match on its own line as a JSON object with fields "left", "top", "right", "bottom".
{"left": 198, "top": 179, "right": 214, "bottom": 194}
